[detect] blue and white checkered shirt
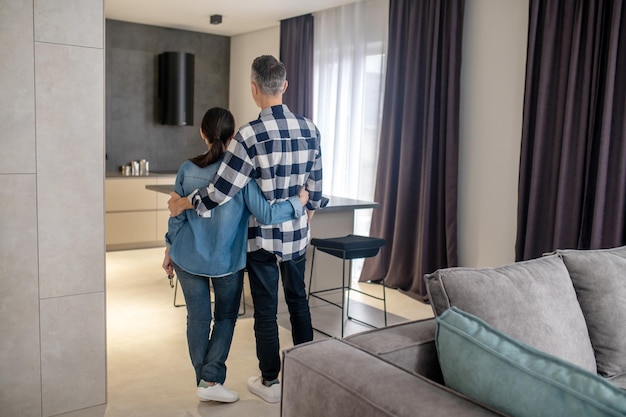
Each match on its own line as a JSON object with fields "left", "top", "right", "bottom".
{"left": 189, "top": 104, "right": 323, "bottom": 260}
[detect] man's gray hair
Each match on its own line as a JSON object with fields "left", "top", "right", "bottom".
{"left": 251, "top": 55, "right": 287, "bottom": 96}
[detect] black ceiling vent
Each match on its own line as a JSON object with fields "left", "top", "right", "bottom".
{"left": 158, "top": 52, "right": 194, "bottom": 126}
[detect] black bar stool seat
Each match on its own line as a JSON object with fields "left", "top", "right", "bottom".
{"left": 308, "top": 234, "right": 387, "bottom": 337}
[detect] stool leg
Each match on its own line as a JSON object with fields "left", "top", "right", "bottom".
{"left": 307, "top": 247, "right": 317, "bottom": 300}
{"left": 173, "top": 275, "right": 185, "bottom": 307}
{"left": 239, "top": 284, "right": 246, "bottom": 317}
{"left": 381, "top": 251, "right": 387, "bottom": 326}
{"left": 346, "top": 258, "right": 352, "bottom": 322}
{"left": 341, "top": 256, "right": 347, "bottom": 337}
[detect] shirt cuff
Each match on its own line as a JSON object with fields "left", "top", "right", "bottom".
{"left": 187, "top": 190, "right": 195, "bottom": 205}
{"left": 288, "top": 196, "right": 304, "bottom": 218}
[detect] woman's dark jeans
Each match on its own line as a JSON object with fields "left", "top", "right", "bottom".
{"left": 246, "top": 249, "right": 313, "bottom": 381}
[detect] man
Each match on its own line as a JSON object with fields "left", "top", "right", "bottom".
{"left": 168, "top": 55, "right": 323, "bottom": 403}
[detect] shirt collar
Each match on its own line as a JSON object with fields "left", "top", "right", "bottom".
{"left": 259, "top": 104, "right": 289, "bottom": 119}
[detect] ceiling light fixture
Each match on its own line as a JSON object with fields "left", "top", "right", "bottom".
{"left": 210, "top": 14, "right": 222, "bottom": 25}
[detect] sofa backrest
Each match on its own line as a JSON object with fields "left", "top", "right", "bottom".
{"left": 556, "top": 245, "right": 626, "bottom": 380}
{"left": 424, "top": 254, "right": 597, "bottom": 373}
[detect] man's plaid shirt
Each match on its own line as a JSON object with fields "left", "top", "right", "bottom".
{"left": 190, "top": 104, "right": 323, "bottom": 261}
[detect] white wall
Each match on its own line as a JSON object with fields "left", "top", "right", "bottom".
{"left": 458, "top": 0, "right": 529, "bottom": 267}
{"left": 229, "top": 26, "right": 280, "bottom": 127}
{"left": 229, "top": 2, "right": 530, "bottom": 269}
{"left": 1, "top": 1, "right": 106, "bottom": 416}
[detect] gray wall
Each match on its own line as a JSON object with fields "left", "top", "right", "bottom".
{"left": 1, "top": 1, "right": 106, "bottom": 416}
{"left": 106, "top": 19, "right": 231, "bottom": 173}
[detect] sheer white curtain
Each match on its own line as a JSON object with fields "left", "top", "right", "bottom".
{"left": 313, "top": 0, "right": 389, "bottom": 236}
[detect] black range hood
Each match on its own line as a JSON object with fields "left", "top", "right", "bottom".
{"left": 158, "top": 52, "right": 194, "bottom": 126}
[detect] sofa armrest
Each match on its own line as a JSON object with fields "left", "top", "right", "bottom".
{"left": 281, "top": 339, "right": 507, "bottom": 417}
{"left": 344, "top": 318, "right": 444, "bottom": 384}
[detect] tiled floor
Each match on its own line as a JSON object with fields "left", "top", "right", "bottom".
{"left": 58, "top": 247, "right": 434, "bottom": 417}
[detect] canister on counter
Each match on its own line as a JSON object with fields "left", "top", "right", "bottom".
{"left": 120, "top": 165, "right": 131, "bottom": 176}
{"left": 140, "top": 159, "right": 149, "bottom": 175}
{"left": 131, "top": 160, "right": 140, "bottom": 176}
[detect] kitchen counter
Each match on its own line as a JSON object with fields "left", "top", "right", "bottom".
{"left": 106, "top": 171, "right": 178, "bottom": 178}
{"left": 145, "top": 184, "right": 379, "bottom": 212}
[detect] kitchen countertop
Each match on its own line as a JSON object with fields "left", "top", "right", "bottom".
{"left": 145, "top": 184, "right": 378, "bottom": 212}
{"left": 106, "top": 171, "right": 178, "bottom": 178}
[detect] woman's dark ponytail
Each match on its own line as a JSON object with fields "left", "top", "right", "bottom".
{"left": 190, "top": 107, "right": 235, "bottom": 168}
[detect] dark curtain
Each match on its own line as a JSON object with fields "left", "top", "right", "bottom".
{"left": 516, "top": 0, "right": 626, "bottom": 261}
{"left": 279, "top": 14, "right": 314, "bottom": 119}
{"left": 361, "top": 0, "right": 464, "bottom": 300}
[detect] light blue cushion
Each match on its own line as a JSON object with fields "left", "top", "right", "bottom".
{"left": 436, "top": 307, "right": 626, "bottom": 417}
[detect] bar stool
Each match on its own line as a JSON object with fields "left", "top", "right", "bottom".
{"left": 307, "top": 234, "right": 387, "bottom": 337}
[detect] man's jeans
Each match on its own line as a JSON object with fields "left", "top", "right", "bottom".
{"left": 174, "top": 263, "right": 243, "bottom": 385}
{"left": 246, "top": 249, "right": 313, "bottom": 381}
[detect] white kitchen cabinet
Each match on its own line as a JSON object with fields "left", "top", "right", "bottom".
{"left": 105, "top": 175, "right": 176, "bottom": 250}
{"left": 106, "top": 211, "right": 157, "bottom": 245}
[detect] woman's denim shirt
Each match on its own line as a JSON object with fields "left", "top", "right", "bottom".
{"left": 166, "top": 158, "right": 303, "bottom": 277}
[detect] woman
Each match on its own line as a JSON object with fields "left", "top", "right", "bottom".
{"left": 162, "top": 107, "right": 307, "bottom": 403}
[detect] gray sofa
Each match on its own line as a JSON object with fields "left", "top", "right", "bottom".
{"left": 281, "top": 246, "right": 626, "bottom": 417}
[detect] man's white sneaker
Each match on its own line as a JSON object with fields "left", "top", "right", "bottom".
{"left": 196, "top": 380, "right": 239, "bottom": 403}
{"left": 247, "top": 376, "right": 281, "bottom": 403}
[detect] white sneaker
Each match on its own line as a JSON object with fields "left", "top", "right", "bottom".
{"left": 247, "top": 376, "right": 281, "bottom": 403}
{"left": 196, "top": 380, "right": 239, "bottom": 403}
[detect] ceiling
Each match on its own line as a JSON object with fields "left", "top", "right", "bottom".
{"left": 105, "top": 0, "right": 363, "bottom": 37}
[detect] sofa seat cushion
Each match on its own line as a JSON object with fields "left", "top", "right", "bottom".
{"left": 556, "top": 246, "right": 626, "bottom": 378}
{"left": 345, "top": 318, "right": 443, "bottom": 383}
{"left": 424, "top": 254, "right": 597, "bottom": 373}
{"left": 607, "top": 373, "right": 626, "bottom": 391}
{"left": 436, "top": 307, "right": 626, "bottom": 417}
